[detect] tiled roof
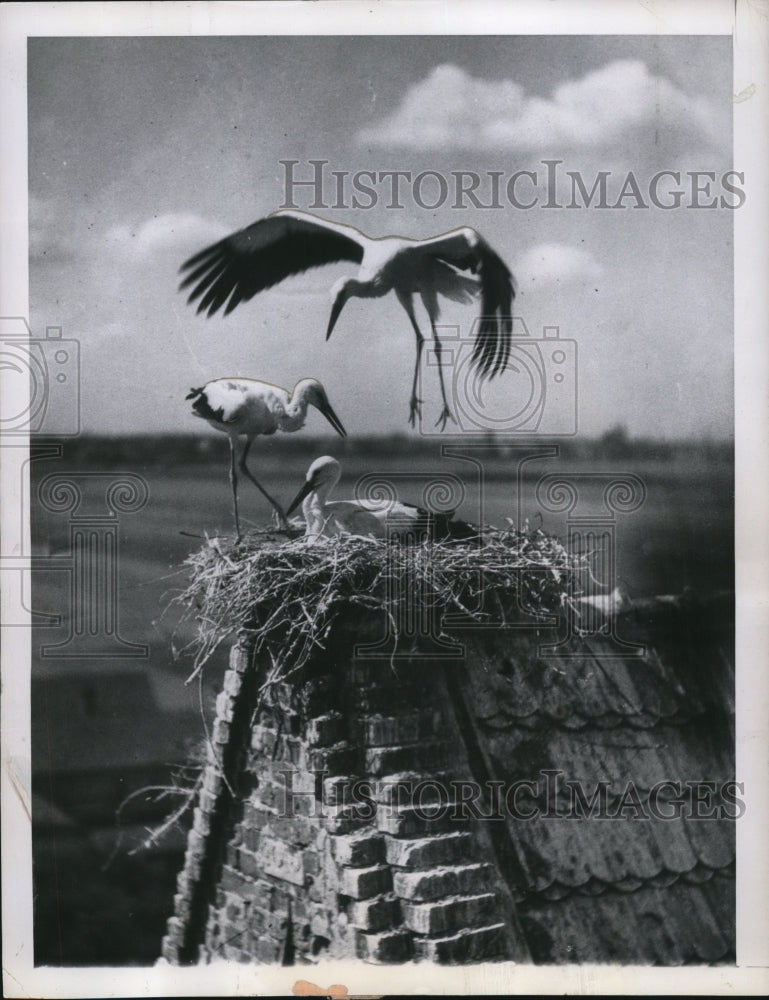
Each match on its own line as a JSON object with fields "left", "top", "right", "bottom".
{"left": 465, "top": 594, "right": 734, "bottom": 729}
{"left": 519, "top": 869, "right": 734, "bottom": 964}
{"left": 456, "top": 591, "right": 735, "bottom": 963}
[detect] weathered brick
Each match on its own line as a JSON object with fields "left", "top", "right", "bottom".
{"left": 243, "top": 799, "right": 276, "bottom": 828}
{"left": 254, "top": 760, "right": 321, "bottom": 799}
{"left": 252, "top": 877, "right": 294, "bottom": 913}
{"left": 302, "top": 849, "right": 320, "bottom": 877}
{"left": 192, "top": 807, "right": 212, "bottom": 837}
{"left": 215, "top": 690, "right": 236, "bottom": 723}
{"left": 176, "top": 869, "right": 193, "bottom": 899}
{"left": 373, "top": 771, "right": 455, "bottom": 807}
{"left": 240, "top": 826, "right": 262, "bottom": 851}
{"left": 393, "top": 862, "right": 491, "bottom": 901}
{"left": 255, "top": 935, "right": 284, "bottom": 964}
{"left": 338, "top": 864, "right": 392, "bottom": 899}
{"left": 310, "top": 742, "right": 359, "bottom": 774}
{"left": 386, "top": 831, "right": 476, "bottom": 869}
{"left": 323, "top": 774, "right": 360, "bottom": 807}
{"left": 202, "top": 767, "right": 224, "bottom": 797}
{"left": 220, "top": 864, "right": 255, "bottom": 896}
{"left": 348, "top": 892, "right": 401, "bottom": 932}
{"left": 223, "top": 668, "right": 244, "bottom": 696}
{"left": 412, "top": 922, "right": 509, "bottom": 964}
{"left": 270, "top": 676, "right": 338, "bottom": 716}
{"left": 182, "top": 852, "right": 202, "bottom": 881}
{"left": 402, "top": 892, "right": 498, "bottom": 935}
{"left": 354, "top": 927, "right": 412, "bottom": 963}
{"left": 221, "top": 889, "right": 241, "bottom": 916}
{"left": 376, "top": 802, "right": 459, "bottom": 837}
{"left": 250, "top": 905, "right": 288, "bottom": 938}
{"left": 331, "top": 830, "right": 385, "bottom": 867}
{"left": 229, "top": 642, "right": 251, "bottom": 673}
{"left": 221, "top": 941, "right": 248, "bottom": 962}
{"left": 187, "top": 828, "right": 207, "bottom": 858}
{"left": 362, "top": 710, "right": 441, "bottom": 746}
{"left": 251, "top": 724, "right": 279, "bottom": 755}
{"left": 198, "top": 789, "right": 218, "bottom": 814}
{"left": 322, "top": 803, "right": 373, "bottom": 835}
{"left": 253, "top": 706, "right": 278, "bottom": 728}
{"left": 250, "top": 779, "right": 288, "bottom": 812}
{"left": 173, "top": 892, "right": 191, "bottom": 922}
{"left": 238, "top": 845, "right": 261, "bottom": 879}
{"left": 243, "top": 800, "right": 317, "bottom": 848}
{"left": 275, "top": 735, "right": 306, "bottom": 766}
{"left": 306, "top": 712, "right": 346, "bottom": 746}
{"left": 310, "top": 910, "right": 331, "bottom": 937}
{"left": 160, "top": 935, "right": 179, "bottom": 963}
{"left": 365, "top": 740, "right": 451, "bottom": 777}
{"left": 257, "top": 834, "right": 305, "bottom": 886}
{"left": 212, "top": 717, "right": 231, "bottom": 744}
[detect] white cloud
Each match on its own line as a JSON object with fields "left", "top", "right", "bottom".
{"left": 517, "top": 243, "right": 603, "bottom": 287}
{"left": 357, "top": 60, "right": 723, "bottom": 153}
{"left": 104, "top": 212, "right": 228, "bottom": 261}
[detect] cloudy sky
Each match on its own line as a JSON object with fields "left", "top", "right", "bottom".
{"left": 28, "top": 34, "right": 734, "bottom": 438}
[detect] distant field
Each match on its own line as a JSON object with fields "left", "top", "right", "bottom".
{"left": 31, "top": 443, "right": 733, "bottom": 688}
{"left": 32, "top": 441, "right": 734, "bottom": 650}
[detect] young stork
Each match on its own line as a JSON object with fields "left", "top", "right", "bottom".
{"left": 179, "top": 209, "right": 515, "bottom": 429}
{"left": 186, "top": 378, "right": 346, "bottom": 540}
{"left": 286, "top": 456, "right": 386, "bottom": 542}
{"left": 288, "top": 456, "right": 477, "bottom": 543}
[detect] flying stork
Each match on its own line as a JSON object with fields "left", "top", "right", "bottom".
{"left": 186, "top": 377, "right": 346, "bottom": 541}
{"left": 288, "top": 455, "right": 477, "bottom": 543}
{"left": 179, "top": 209, "right": 515, "bottom": 429}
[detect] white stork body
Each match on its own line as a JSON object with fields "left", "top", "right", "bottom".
{"left": 287, "top": 456, "right": 386, "bottom": 542}
{"left": 288, "top": 456, "right": 477, "bottom": 543}
{"left": 180, "top": 209, "right": 515, "bottom": 428}
{"left": 186, "top": 378, "right": 346, "bottom": 540}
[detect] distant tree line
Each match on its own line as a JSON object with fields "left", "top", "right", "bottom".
{"left": 36, "top": 426, "right": 733, "bottom": 470}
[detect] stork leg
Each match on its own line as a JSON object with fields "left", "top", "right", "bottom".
{"left": 239, "top": 438, "right": 290, "bottom": 530}
{"left": 228, "top": 437, "right": 242, "bottom": 542}
{"left": 397, "top": 292, "right": 425, "bottom": 427}
{"left": 430, "top": 321, "right": 456, "bottom": 430}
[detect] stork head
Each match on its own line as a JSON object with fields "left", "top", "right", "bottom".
{"left": 294, "top": 378, "right": 347, "bottom": 438}
{"left": 287, "top": 455, "right": 341, "bottom": 516}
{"left": 326, "top": 277, "right": 354, "bottom": 340}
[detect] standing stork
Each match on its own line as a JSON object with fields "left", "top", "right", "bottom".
{"left": 186, "top": 377, "right": 346, "bottom": 541}
{"left": 179, "top": 209, "right": 515, "bottom": 429}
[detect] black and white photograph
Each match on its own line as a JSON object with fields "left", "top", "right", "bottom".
{"left": 1, "top": 1, "right": 767, "bottom": 995}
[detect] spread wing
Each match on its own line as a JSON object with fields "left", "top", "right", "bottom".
{"left": 420, "top": 228, "right": 515, "bottom": 379}
{"left": 179, "top": 210, "right": 365, "bottom": 318}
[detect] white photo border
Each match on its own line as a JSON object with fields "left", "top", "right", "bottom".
{"left": 1, "top": 1, "right": 767, "bottom": 996}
